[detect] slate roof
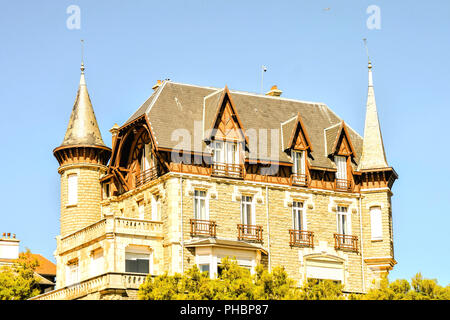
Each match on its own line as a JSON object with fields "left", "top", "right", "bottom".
{"left": 124, "top": 81, "right": 363, "bottom": 170}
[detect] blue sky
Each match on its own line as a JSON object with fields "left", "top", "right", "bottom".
{"left": 0, "top": 1, "right": 449, "bottom": 285}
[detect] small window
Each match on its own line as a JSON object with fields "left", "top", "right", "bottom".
{"left": 199, "top": 264, "right": 210, "bottom": 274}
{"left": 90, "top": 249, "right": 104, "bottom": 277}
{"left": 241, "top": 195, "right": 253, "bottom": 225}
{"left": 67, "top": 174, "right": 78, "bottom": 206}
{"left": 336, "top": 206, "right": 349, "bottom": 235}
{"left": 66, "top": 261, "right": 79, "bottom": 285}
{"left": 125, "top": 252, "right": 150, "bottom": 274}
{"left": 292, "top": 151, "right": 305, "bottom": 175}
{"left": 151, "top": 195, "right": 159, "bottom": 221}
{"left": 370, "top": 206, "right": 383, "bottom": 240}
{"left": 194, "top": 190, "right": 207, "bottom": 220}
{"left": 138, "top": 201, "right": 145, "bottom": 220}
{"left": 292, "top": 201, "right": 304, "bottom": 230}
{"left": 334, "top": 156, "right": 347, "bottom": 180}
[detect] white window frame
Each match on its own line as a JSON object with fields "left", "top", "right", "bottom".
{"left": 334, "top": 155, "right": 347, "bottom": 180}
{"left": 151, "top": 195, "right": 159, "bottom": 221}
{"left": 90, "top": 249, "right": 104, "bottom": 277}
{"left": 241, "top": 195, "right": 255, "bottom": 226}
{"left": 292, "top": 201, "right": 305, "bottom": 231}
{"left": 370, "top": 206, "right": 383, "bottom": 240}
{"left": 66, "top": 261, "right": 79, "bottom": 285}
{"left": 125, "top": 249, "right": 153, "bottom": 275}
{"left": 138, "top": 200, "right": 145, "bottom": 220}
{"left": 194, "top": 189, "right": 209, "bottom": 220}
{"left": 141, "top": 143, "right": 153, "bottom": 171}
{"left": 67, "top": 173, "right": 78, "bottom": 206}
{"left": 336, "top": 205, "right": 351, "bottom": 235}
{"left": 212, "top": 140, "right": 240, "bottom": 164}
{"left": 292, "top": 150, "right": 305, "bottom": 175}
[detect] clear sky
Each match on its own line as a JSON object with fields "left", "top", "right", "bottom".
{"left": 1, "top": 1, "right": 449, "bottom": 285}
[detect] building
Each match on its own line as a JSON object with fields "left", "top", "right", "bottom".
{"left": 0, "top": 233, "right": 56, "bottom": 293}
{"left": 32, "top": 60, "right": 397, "bottom": 300}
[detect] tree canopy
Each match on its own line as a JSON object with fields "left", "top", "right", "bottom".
{"left": 138, "top": 257, "right": 343, "bottom": 300}
{"left": 0, "top": 249, "right": 40, "bottom": 300}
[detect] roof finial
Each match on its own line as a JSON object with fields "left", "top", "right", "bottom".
{"left": 363, "top": 38, "right": 374, "bottom": 86}
{"left": 80, "top": 39, "right": 85, "bottom": 73}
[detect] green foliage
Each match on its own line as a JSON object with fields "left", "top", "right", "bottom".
{"left": 138, "top": 257, "right": 344, "bottom": 300}
{"left": 356, "top": 273, "right": 450, "bottom": 300}
{"left": 297, "top": 278, "right": 344, "bottom": 300}
{"left": 0, "top": 249, "right": 40, "bottom": 300}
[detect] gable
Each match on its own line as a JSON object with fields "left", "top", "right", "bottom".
{"left": 288, "top": 114, "right": 313, "bottom": 152}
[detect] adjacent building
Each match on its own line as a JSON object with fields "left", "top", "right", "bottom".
{"left": 32, "top": 60, "right": 397, "bottom": 300}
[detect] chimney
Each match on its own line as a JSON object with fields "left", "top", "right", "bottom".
{"left": 152, "top": 80, "right": 162, "bottom": 91}
{"left": 266, "top": 85, "right": 282, "bottom": 97}
{"left": 0, "top": 232, "right": 20, "bottom": 260}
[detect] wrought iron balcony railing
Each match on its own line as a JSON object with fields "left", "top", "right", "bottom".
{"left": 190, "top": 219, "right": 217, "bottom": 237}
{"left": 289, "top": 230, "right": 314, "bottom": 247}
{"left": 334, "top": 234, "right": 358, "bottom": 253}
{"left": 237, "top": 224, "right": 263, "bottom": 242}
{"left": 135, "top": 166, "right": 159, "bottom": 187}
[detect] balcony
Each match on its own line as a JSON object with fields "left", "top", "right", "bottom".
{"left": 29, "top": 272, "right": 150, "bottom": 300}
{"left": 135, "top": 166, "right": 159, "bottom": 187}
{"left": 289, "top": 230, "right": 314, "bottom": 248}
{"left": 291, "top": 173, "right": 308, "bottom": 187}
{"left": 190, "top": 219, "right": 217, "bottom": 237}
{"left": 237, "top": 224, "right": 263, "bottom": 242}
{"left": 335, "top": 178, "right": 353, "bottom": 192}
{"left": 334, "top": 234, "right": 358, "bottom": 253}
{"left": 211, "top": 163, "right": 243, "bottom": 179}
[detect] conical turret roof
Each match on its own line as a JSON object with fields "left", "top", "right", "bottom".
{"left": 357, "top": 61, "right": 389, "bottom": 171}
{"left": 59, "top": 63, "right": 106, "bottom": 148}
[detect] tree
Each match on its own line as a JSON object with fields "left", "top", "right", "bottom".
{"left": 357, "top": 273, "right": 450, "bottom": 300}
{"left": 0, "top": 249, "right": 40, "bottom": 300}
{"left": 138, "top": 257, "right": 344, "bottom": 300}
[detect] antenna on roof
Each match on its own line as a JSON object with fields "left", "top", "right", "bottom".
{"left": 261, "top": 65, "right": 267, "bottom": 95}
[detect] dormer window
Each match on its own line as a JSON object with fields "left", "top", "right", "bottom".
{"left": 136, "top": 144, "right": 158, "bottom": 187}
{"left": 334, "top": 155, "right": 350, "bottom": 191}
{"left": 211, "top": 140, "right": 243, "bottom": 178}
{"left": 291, "top": 150, "right": 307, "bottom": 186}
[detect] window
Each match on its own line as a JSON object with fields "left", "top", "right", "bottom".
{"left": 370, "top": 206, "right": 383, "bottom": 240}
{"left": 90, "top": 249, "right": 104, "bottom": 277}
{"left": 151, "top": 195, "right": 159, "bottom": 221}
{"left": 138, "top": 201, "right": 145, "bottom": 220}
{"left": 336, "top": 206, "right": 349, "bottom": 235}
{"left": 241, "top": 195, "right": 253, "bottom": 225}
{"left": 292, "top": 201, "right": 304, "bottom": 230}
{"left": 67, "top": 174, "right": 78, "bottom": 206}
{"left": 66, "top": 261, "right": 79, "bottom": 285}
{"left": 212, "top": 141, "right": 239, "bottom": 164}
{"left": 199, "top": 264, "right": 210, "bottom": 274}
{"left": 292, "top": 151, "right": 305, "bottom": 175}
{"left": 335, "top": 155, "right": 347, "bottom": 180}
{"left": 141, "top": 144, "right": 153, "bottom": 171}
{"left": 103, "top": 183, "right": 110, "bottom": 199}
{"left": 125, "top": 252, "right": 151, "bottom": 274}
{"left": 194, "top": 190, "right": 208, "bottom": 220}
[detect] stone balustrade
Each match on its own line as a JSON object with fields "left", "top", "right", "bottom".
{"left": 30, "top": 272, "right": 149, "bottom": 300}
{"left": 58, "top": 216, "right": 163, "bottom": 254}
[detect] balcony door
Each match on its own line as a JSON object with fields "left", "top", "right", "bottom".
{"left": 292, "top": 151, "right": 305, "bottom": 175}
{"left": 241, "top": 195, "right": 254, "bottom": 236}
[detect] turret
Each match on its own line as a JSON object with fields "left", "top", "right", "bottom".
{"left": 53, "top": 63, "right": 111, "bottom": 237}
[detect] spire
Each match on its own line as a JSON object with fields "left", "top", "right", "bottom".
{"left": 357, "top": 61, "right": 389, "bottom": 171}
{"left": 59, "top": 62, "right": 107, "bottom": 148}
